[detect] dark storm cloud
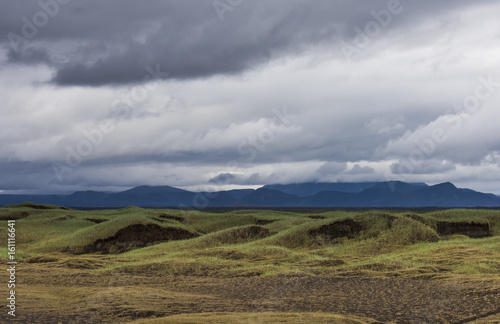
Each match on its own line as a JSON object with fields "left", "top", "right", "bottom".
{"left": 208, "top": 173, "right": 238, "bottom": 184}
{"left": 6, "top": 46, "right": 52, "bottom": 65}
{"left": 1, "top": 0, "right": 496, "bottom": 86}
{"left": 391, "top": 159, "right": 457, "bottom": 175}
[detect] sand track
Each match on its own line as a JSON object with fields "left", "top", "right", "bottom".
{"left": 4, "top": 262, "right": 500, "bottom": 323}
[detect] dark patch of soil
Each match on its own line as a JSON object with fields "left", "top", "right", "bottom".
{"left": 114, "top": 309, "right": 162, "bottom": 319}
{"left": 254, "top": 218, "right": 278, "bottom": 225}
{"left": 0, "top": 210, "right": 30, "bottom": 220}
{"left": 85, "top": 218, "right": 108, "bottom": 224}
{"left": 157, "top": 213, "right": 185, "bottom": 222}
{"left": 436, "top": 221, "right": 491, "bottom": 238}
{"left": 83, "top": 224, "right": 199, "bottom": 254}
{"left": 308, "top": 218, "right": 363, "bottom": 241}
{"left": 187, "top": 276, "right": 500, "bottom": 324}
{"left": 307, "top": 215, "right": 326, "bottom": 220}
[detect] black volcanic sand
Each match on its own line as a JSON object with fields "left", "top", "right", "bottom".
{"left": 5, "top": 262, "right": 500, "bottom": 323}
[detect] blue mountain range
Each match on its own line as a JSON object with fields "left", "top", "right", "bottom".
{"left": 1, "top": 181, "right": 499, "bottom": 208}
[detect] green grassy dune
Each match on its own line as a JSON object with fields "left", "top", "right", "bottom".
{"left": 1, "top": 203, "right": 499, "bottom": 277}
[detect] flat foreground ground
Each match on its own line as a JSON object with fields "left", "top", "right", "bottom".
{"left": 3, "top": 259, "right": 500, "bottom": 324}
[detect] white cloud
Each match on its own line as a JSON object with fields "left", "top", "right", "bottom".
{"left": 1, "top": 1, "right": 500, "bottom": 194}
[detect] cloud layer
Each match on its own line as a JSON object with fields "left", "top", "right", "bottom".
{"left": 1, "top": 0, "right": 500, "bottom": 194}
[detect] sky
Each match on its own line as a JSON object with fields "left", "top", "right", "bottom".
{"left": 1, "top": 0, "right": 500, "bottom": 195}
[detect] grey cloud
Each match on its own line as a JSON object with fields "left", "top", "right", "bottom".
{"left": 208, "top": 172, "right": 290, "bottom": 187}
{"left": 2, "top": 0, "right": 497, "bottom": 86}
{"left": 6, "top": 46, "right": 52, "bottom": 65}
{"left": 391, "top": 159, "right": 457, "bottom": 175}
{"left": 208, "top": 173, "right": 238, "bottom": 184}
{"left": 346, "top": 164, "right": 376, "bottom": 175}
{"left": 316, "top": 161, "right": 348, "bottom": 177}
{"left": 364, "top": 116, "right": 406, "bottom": 136}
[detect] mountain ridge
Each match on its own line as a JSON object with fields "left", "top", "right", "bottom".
{"left": 0, "top": 181, "right": 499, "bottom": 208}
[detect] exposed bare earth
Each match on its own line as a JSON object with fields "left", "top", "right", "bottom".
{"left": 3, "top": 260, "right": 500, "bottom": 323}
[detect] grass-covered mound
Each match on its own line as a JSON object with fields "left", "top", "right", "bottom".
{"left": 181, "top": 225, "right": 273, "bottom": 249}
{"left": 0, "top": 205, "right": 499, "bottom": 277}
{"left": 4, "top": 201, "right": 71, "bottom": 210}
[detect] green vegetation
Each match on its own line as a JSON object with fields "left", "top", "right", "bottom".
{"left": 1, "top": 204, "right": 499, "bottom": 322}
{"left": 1, "top": 205, "right": 499, "bottom": 276}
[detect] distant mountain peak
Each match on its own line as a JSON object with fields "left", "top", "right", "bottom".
{"left": 1, "top": 181, "right": 499, "bottom": 208}
{"left": 433, "top": 182, "right": 457, "bottom": 189}
{"left": 122, "top": 185, "right": 189, "bottom": 195}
